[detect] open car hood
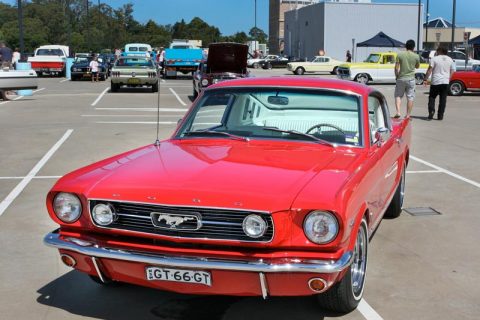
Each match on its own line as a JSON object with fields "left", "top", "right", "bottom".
{"left": 207, "top": 43, "right": 248, "bottom": 74}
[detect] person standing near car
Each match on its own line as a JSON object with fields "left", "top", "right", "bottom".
{"left": 89, "top": 56, "right": 99, "bottom": 82}
{"left": 346, "top": 50, "right": 352, "bottom": 62}
{"left": 394, "top": 39, "right": 420, "bottom": 118}
{"left": 424, "top": 47, "right": 455, "bottom": 120}
{"left": 12, "top": 48, "right": 21, "bottom": 68}
{"left": 0, "top": 42, "right": 13, "bottom": 69}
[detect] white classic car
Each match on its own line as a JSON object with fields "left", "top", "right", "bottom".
{"left": 0, "top": 68, "right": 38, "bottom": 100}
{"left": 287, "top": 56, "right": 344, "bottom": 75}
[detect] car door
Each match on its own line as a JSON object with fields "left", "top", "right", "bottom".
{"left": 312, "top": 57, "right": 326, "bottom": 72}
{"left": 377, "top": 54, "right": 395, "bottom": 82}
{"left": 368, "top": 94, "right": 401, "bottom": 223}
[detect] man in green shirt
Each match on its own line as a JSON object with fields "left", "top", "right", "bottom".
{"left": 394, "top": 39, "right": 420, "bottom": 118}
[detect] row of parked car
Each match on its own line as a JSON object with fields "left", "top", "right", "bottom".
{"left": 67, "top": 43, "right": 479, "bottom": 97}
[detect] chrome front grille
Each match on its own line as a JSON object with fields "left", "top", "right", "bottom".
{"left": 89, "top": 200, "right": 274, "bottom": 242}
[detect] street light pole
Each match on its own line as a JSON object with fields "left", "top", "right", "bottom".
{"left": 417, "top": 0, "right": 421, "bottom": 51}
{"left": 425, "top": 0, "right": 429, "bottom": 47}
{"left": 254, "top": 0, "right": 257, "bottom": 52}
{"left": 18, "top": 0, "right": 25, "bottom": 55}
{"left": 451, "top": 0, "right": 456, "bottom": 51}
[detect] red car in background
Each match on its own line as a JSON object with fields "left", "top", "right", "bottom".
{"left": 44, "top": 77, "right": 411, "bottom": 313}
{"left": 449, "top": 64, "right": 480, "bottom": 96}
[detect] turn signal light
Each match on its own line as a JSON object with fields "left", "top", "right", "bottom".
{"left": 308, "top": 278, "right": 327, "bottom": 293}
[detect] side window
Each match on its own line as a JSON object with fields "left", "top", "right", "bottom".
{"left": 368, "top": 95, "right": 388, "bottom": 143}
{"left": 316, "top": 57, "right": 324, "bottom": 63}
{"left": 324, "top": 57, "right": 330, "bottom": 62}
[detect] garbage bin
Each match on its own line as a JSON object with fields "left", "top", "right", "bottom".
{"left": 66, "top": 58, "right": 74, "bottom": 80}
{"left": 15, "top": 62, "right": 33, "bottom": 96}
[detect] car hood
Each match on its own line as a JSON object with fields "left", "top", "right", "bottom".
{"left": 207, "top": 43, "right": 248, "bottom": 74}
{"left": 56, "top": 140, "right": 360, "bottom": 212}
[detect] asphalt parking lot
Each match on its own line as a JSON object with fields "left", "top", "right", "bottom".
{"left": 1, "top": 68, "right": 479, "bottom": 320}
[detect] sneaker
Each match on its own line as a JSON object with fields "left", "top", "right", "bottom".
{"left": 427, "top": 112, "right": 434, "bottom": 120}
{"left": 437, "top": 115, "right": 443, "bottom": 120}
{"left": 393, "top": 114, "right": 401, "bottom": 119}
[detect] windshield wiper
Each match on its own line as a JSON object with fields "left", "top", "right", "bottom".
{"left": 183, "top": 130, "right": 250, "bottom": 142}
{"left": 261, "top": 127, "right": 334, "bottom": 147}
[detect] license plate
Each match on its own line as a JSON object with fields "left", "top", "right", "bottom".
{"left": 128, "top": 78, "right": 140, "bottom": 84}
{"left": 146, "top": 267, "right": 212, "bottom": 286}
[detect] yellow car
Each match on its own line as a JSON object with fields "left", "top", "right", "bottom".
{"left": 287, "top": 56, "right": 344, "bottom": 75}
{"left": 336, "top": 52, "right": 429, "bottom": 85}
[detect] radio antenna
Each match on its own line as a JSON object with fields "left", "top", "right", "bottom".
{"left": 154, "top": 66, "right": 161, "bottom": 147}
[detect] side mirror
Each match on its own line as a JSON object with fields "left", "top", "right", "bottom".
{"left": 374, "top": 127, "right": 390, "bottom": 147}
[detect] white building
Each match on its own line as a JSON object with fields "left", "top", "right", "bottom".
{"left": 284, "top": 1, "right": 423, "bottom": 62}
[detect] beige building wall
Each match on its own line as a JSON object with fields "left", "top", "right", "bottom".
{"left": 269, "top": 0, "right": 317, "bottom": 55}
{"left": 424, "top": 27, "right": 480, "bottom": 49}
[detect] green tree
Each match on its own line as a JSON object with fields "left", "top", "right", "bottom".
{"left": 249, "top": 27, "right": 267, "bottom": 44}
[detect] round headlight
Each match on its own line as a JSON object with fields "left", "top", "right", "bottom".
{"left": 303, "top": 211, "right": 339, "bottom": 244}
{"left": 201, "top": 78, "right": 209, "bottom": 86}
{"left": 242, "top": 214, "right": 267, "bottom": 238}
{"left": 92, "top": 203, "right": 116, "bottom": 226}
{"left": 53, "top": 192, "right": 82, "bottom": 223}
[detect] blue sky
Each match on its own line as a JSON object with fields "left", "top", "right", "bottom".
{"left": 4, "top": 0, "right": 479, "bottom": 34}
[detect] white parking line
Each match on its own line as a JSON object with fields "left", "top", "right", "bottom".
{"left": 169, "top": 88, "right": 187, "bottom": 106}
{"left": 95, "top": 107, "right": 188, "bottom": 112}
{"left": 96, "top": 121, "right": 176, "bottom": 124}
{"left": 0, "top": 129, "right": 73, "bottom": 218}
{"left": 411, "top": 155, "right": 480, "bottom": 189}
{"left": 358, "top": 299, "right": 384, "bottom": 320}
{"left": 59, "top": 78, "right": 69, "bottom": 83}
{"left": 406, "top": 170, "right": 441, "bottom": 174}
{"left": 82, "top": 114, "right": 180, "bottom": 117}
{"left": 91, "top": 87, "right": 110, "bottom": 106}
{"left": 0, "top": 176, "right": 62, "bottom": 180}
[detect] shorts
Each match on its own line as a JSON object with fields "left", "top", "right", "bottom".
{"left": 394, "top": 79, "right": 416, "bottom": 101}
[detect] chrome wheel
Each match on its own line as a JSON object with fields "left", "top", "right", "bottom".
{"left": 415, "top": 74, "right": 425, "bottom": 85}
{"left": 351, "top": 220, "right": 367, "bottom": 299}
{"left": 449, "top": 81, "right": 464, "bottom": 96}
{"left": 355, "top": 73, "right": 369, "bottom": 84}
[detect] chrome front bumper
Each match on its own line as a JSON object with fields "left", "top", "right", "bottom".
{"left": 44, "top": 230, "right": 353, "bottom": 274}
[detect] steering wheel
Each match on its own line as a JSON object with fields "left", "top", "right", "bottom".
{"left": 306, "top": 123, "right": 346, "bottom": 135}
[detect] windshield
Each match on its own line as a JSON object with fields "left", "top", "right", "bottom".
{"left": 37, "top": 49, "right": 64, "bottom": 56}
{"left": 365, "top": 54, "right": 381, "bottom": 63}
{"left": 171, "top": 45, "right": 192, "bottom": 49}
{"left": 177, "top": 88, "right": 362, "bottom": 146}
{"left": 115, "top": 57, "right": 154, "bottom": 68}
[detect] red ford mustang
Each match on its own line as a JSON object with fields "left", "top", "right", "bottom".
{"left": 44, "top": 77, "right": 411, "bottom": 313}
{"left": 449, "top": 64, "right": 480, "bottom": 96}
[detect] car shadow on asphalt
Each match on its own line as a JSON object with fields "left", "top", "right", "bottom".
{"left": 37, "top": 271, "right": 344, "bottom": 319}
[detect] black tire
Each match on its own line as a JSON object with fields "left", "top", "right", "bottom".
{"left": 266, "top": 62, "right": 272, "bottom": 70}
{"left": 384, "top": 162, "right": 405, "bottom": 219}
{"left": 294, "top": 67, "right": 305, "bottom": 75}
{"left": 448, "top": 80, "right": 465, "bottom": 96}
{"left": 193, "top": 86, "right": 198, "bottom": 99}
{"left": 111, "top": 82, "right": 119, "bottom": 92}
{"left": 317, "top": 218, "right": 368, "bottom": 313}
{"left": 415, "top": 73, "right": 425, "bottom": 85}
{"left": 151, "top": 81, "right": 158, "bottom": 92}
{"left": 331, "top": 67, "right": 338, "bottom": 75}
{"left": 355, "top": 73, "right": 369, "bottom": 84}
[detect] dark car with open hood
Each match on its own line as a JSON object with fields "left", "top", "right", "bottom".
{"left": 193, "top": 42, "right": 249, "bottom": 98}
{"left": 71, "top": 55, "right": 108, "bottom": 81}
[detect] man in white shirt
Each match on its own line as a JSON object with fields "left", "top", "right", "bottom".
{"left": 89, "top": 56, "right": 99, "bottom": 82}
{"left": 12, "top": 48, "right": 21, "bottom": 68}
{"left": 424, "top": 47, "right": 455, "bottom": 120}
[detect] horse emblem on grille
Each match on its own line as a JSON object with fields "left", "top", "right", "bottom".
{"left": 150, "top": 212, "right": 201, "bottom": 230}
